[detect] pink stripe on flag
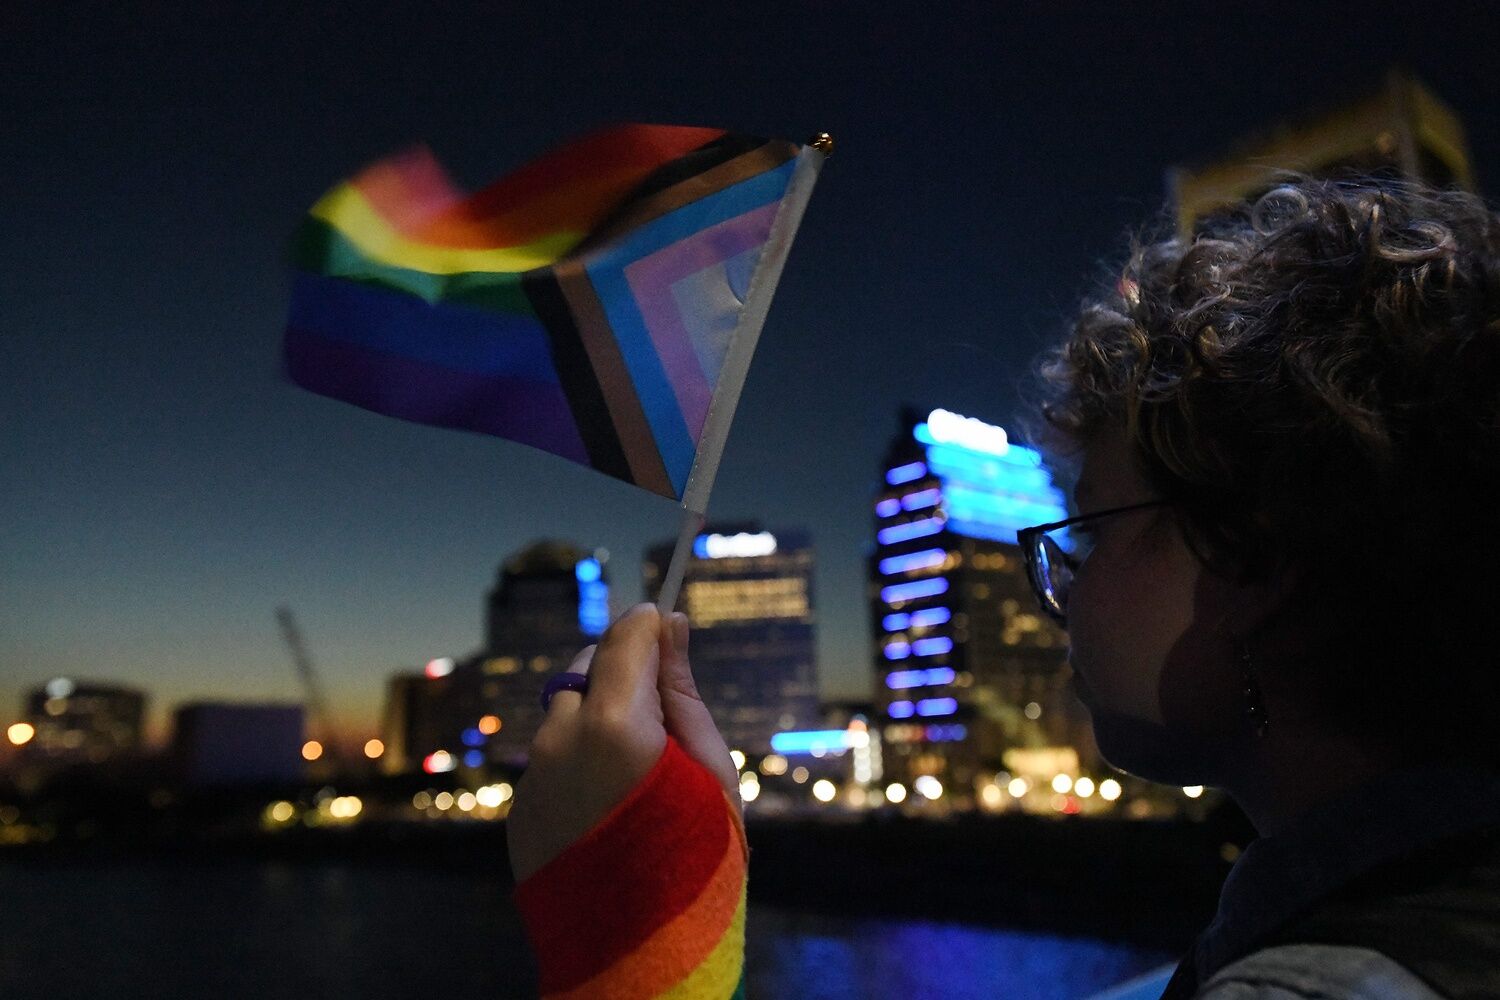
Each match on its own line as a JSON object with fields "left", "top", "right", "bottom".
{"left": 622, "top": 201, "right": 780, "bottom": 441}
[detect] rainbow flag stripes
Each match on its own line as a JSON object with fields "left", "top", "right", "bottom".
{"left": 285, "top": 124, "right": 808, "bottom": 501}
{"left": 513, "top": 734, "right": 749, "bottom": 999}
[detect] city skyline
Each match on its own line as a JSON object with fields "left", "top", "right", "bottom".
{"left": 7, "top": 508, "right": 897, "bottom": 750}
{"left": 6, "top": 7, "right": 1500, "bottom": 749}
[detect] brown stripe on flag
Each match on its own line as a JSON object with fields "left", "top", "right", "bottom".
{"left": 553, "top": 260, "right": 677, "bottom": 499}
{"left": 578, "top": 139, "right": 801, "bottom": 252}
{"left": 521, "top": 271, "right": 635, "bottom": 486}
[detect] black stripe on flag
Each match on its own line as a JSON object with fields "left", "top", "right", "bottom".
{"left": 624, "top": 133, "right": 769, "bottom": 203}
{"left": 522, "top": 272, "right": 634, "bottom": 485}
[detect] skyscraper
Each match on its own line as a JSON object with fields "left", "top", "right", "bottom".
{"left": 378, "top": 668, "right": 459, "bottom": 777}
{"left": 377, "top": 540, "right": 609, "bottom": 775}
{"left": 645, "top": 524, "right": 819, "bottom": 755}
{"left": 381, "top": 542, "right": 615, "bottom": 779}
{"left": 481, "top": 540, "right": 610, "bottom": 768}
{"left": 21, "top": 678, "right": 146, "bottom": 765}
{"left": 871, "top": 407, "right": 1091, "bottom": 809}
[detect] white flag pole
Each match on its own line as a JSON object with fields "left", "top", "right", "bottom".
{"left": 654, "top": 507, "right": 707, "bottom": 617}
{"left": 654, "top": 134, "right": 831, "bottom": 616}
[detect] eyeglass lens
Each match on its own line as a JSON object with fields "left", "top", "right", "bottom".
{"left": 1033, "top": 528, "right": 1091, "bottom": 620}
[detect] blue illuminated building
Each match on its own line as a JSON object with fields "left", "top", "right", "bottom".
{"left": 870, "top": 407, "right": 1093, "bottom": 806}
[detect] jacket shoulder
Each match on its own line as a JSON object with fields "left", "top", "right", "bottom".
{"left": 1196, "top": 943, "right": 1447, "bottom": 999}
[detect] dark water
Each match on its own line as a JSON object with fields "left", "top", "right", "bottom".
{"left": 0, "top": 860, "right": 1174, "bottom": 999}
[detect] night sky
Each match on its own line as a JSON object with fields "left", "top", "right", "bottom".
{"left": 5, "top": 4, "right": 1498, "bottom": 744}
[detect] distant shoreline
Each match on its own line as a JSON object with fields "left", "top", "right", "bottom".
{"left": 3, "top": 809, "right": 1233, "bottom": 951}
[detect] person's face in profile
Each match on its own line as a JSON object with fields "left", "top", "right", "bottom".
{"left": 1063, "top": 425, "right": 1262, "bottom": 788}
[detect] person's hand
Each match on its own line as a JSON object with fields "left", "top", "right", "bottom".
{"left": 507, "top": 603, "right": 741, "bottom": 884}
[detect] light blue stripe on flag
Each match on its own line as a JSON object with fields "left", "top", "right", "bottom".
{"left": 582, "top": 159, "right": 798, "bottom": 496}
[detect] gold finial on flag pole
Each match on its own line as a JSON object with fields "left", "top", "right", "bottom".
{"left": 809, "top": 132, "right": 834, "bottom": 156}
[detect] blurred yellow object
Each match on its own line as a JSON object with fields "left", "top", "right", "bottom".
{"left": 1171, "top": 71, "right": 1474, "bottom": 236}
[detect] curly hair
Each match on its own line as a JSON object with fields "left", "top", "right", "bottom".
{"left": 1018, "top": 173, "right": 1500, "bottom": 764}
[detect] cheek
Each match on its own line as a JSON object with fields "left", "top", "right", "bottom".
{"left": 1068, "top": 547, "right": 1194, "bottom": 725}
{"left": 1156, "top": 572, "right": 1245, "bottom": 736}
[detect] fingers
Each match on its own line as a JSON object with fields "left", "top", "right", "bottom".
{"left": 541, "top": 644, "right": 596, "bottom": 725}
{"left": 584, "top": 603, "right": 663, "bottom": 710}
{"left": 658, "top": 612, "right": 739, "bottom": 807}
{"left": 657, "top": 612, "right": 698, "bottom": 701}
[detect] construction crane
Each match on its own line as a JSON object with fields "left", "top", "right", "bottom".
{"left": 275, "top": 605, "right": 338, "bottom": 764}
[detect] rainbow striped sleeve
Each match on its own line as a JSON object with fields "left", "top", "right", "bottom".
{"left": 512, "top": 734, "right": 749, "bottom": 999}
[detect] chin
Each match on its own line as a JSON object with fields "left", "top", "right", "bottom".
{"left": 1087, "top": 708, "right": 1219, "bottom": 787}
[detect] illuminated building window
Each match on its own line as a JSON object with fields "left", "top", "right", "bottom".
{"left": 484, "top": 657, "right": 520, "bottom": 675}
{"left": 912, "top": 637, "right": 954, "bottom": 657}
{"left": 683, "top": 577, "right": 810, "bottom": 626}
{"left": 875, "top": 498, "right": 902, "bottom": 517}
{"left": 889, "top": 700, "right": 916, "bottom": 719}
{"left": 910, "top": 607, "right": 951, "bottom": 627}
{"left": 529, "top": 656, "right": 552, "bottom": 673}
{"left": 901, "top": 488, "right": 943, "bottom": 510}
{"left": 971, "top": 552, "right": 1012, "bottom": 571}
{"left": 899, "top": 410, "right": 1070, "bottom": 548}
{"left": 886, "top": 462, "right": 927, "bottom": 485}
{"left": 877, "top": 517, "right": 944, "bottom": 545}
{"left": 881, "top": 578, "right": 949, "bottom": 604}
{"left": 878, "top": 549, "right": 947, "bottom": 576}
{"left": 886, "top": 667, "right": 956, "bottom": 690}
{"left": 916, "top": 697, "right": 959, "bottom": 717}
{"left": 576, "top": 558, "right": 609, "bottom": 636}
{"left": 693, "top": 531, "right": 778, "bottom": 559}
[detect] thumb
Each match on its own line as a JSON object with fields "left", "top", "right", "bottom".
{"left": 658, "top": 612, "right": 739, "bottom": 807}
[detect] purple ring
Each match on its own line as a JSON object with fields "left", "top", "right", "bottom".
{"left": 541, "top": 671, "right": 591, "bottom": 711}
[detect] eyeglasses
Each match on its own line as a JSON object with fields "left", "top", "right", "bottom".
{"left": 1016, "top": 499, "right": 1173, "bottom": 624}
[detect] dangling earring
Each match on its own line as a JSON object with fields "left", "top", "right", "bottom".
{"left": 1236, "top": 634, "right": 1271, "bottom": 738}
